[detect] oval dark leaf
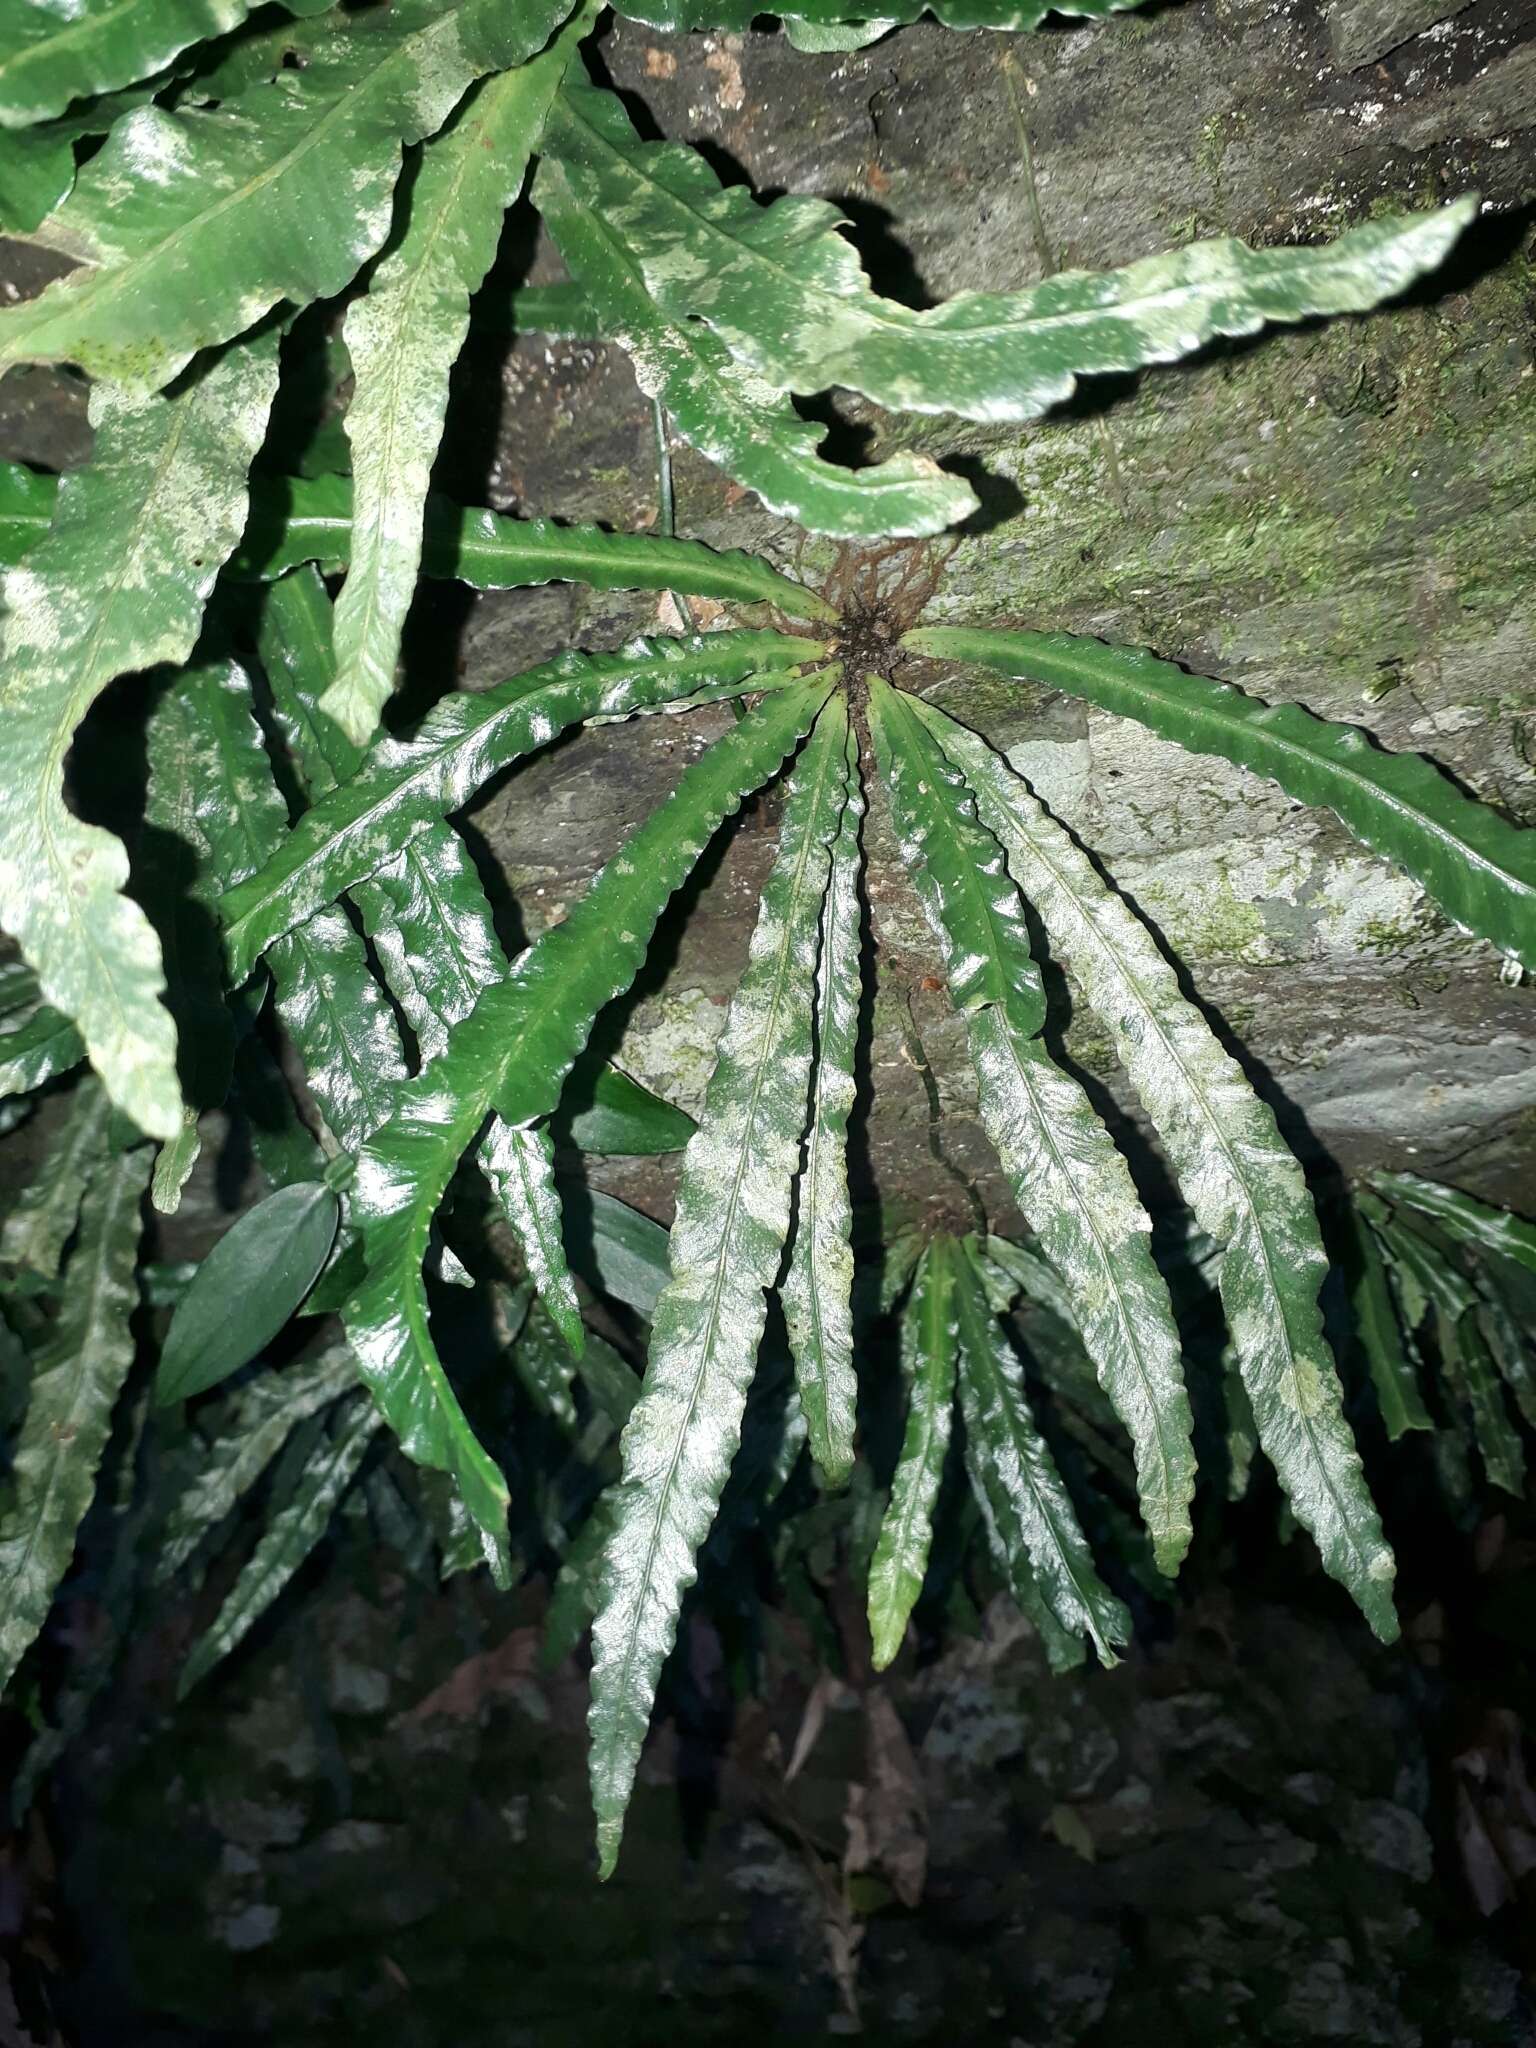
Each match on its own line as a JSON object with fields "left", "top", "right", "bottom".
{"left": 561, "top": 1058, "right": 695, "bottom": 1156}
{"left": 154, "top": 1181, "right": 340, "bottom": 1406}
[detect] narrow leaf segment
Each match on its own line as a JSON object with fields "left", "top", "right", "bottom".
{"left": 221, "top": 630, "right": 824, "bottom": 981}
{"left": 876, "top": 683, "right": 1194, "bottom": 1575}
{"left": 0, "top": 1144, "right": 151, "bottom": 1695}
{"left": 588, "top": 693, "right": 849, "bottom": 1878}
{"left": 782, "top": 718, "right": 863, "bottom": 1482}
{"left": 328, "top": 17, "right": 589, "bottom": 742}
{"left": 909, "top": 627, "right": 1536, "bottom": 972}
{"left": 927, "top": 705, "right": 1397, "bottom": 1633}
{"left": 868, "top": 1237, "right": 957, "bottom": 1669}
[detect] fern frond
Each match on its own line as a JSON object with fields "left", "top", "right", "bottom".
{"left": 927, "top": 704, "right": 1396, "bottom": 1633}
{"left": 909, "top": 628, "right": 1536, "bottom": 972}
{"left": 588, "top": 693, "right": 850, "bottom": 1877}
{"left": 874, "top": 682, "right": 1194, "bottom": 1576}
{"left": 343, "top": 677, "right": 834, "bottom": 1579}
{"left": 545, "top": 84, "right": 1473, "bottom": 424}
{"left": 221, "top": 630, "right": 823, "bottom": 981}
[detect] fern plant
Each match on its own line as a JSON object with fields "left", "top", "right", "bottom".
{"left": 0, "top": 0, "right": 1529, "bottom": 1878}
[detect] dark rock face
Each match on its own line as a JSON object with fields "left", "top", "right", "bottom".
{"left": 51, "top": 1554, "right": 1526, "bottom": 2045}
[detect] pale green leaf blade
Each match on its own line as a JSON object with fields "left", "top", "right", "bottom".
{"left": 0, "top": 0, "right": 576, "bottom": 388}
{"left": 154, "top": 1344, "right": 361, "bottom": 1584}
{"left": 479, "top": 1119, "right": 584, "bottom": 1356}
{"left": 782, "top": 718, "right": 862, "bottom": 1482}
{"left": 0, "top": 0, "right": 249, "bottom": 127}
{"left": 588, "top": 694, "right": 849, "bottom": 1877}
{"left": 1336, "top": 1198, "right": 1431, "bottom": 1439}
{"left": 909, "top": 628, "right": 1536, "bottom": 973}
{"left": 545, "top": 85, "right": 1475, "bottom": 423}
{"left": 178, "top": 1392, "right": 382, "bottom": 1695}
{"left": 952, "top": 1238, "right": 1129, "bottom": 1661}
{"left": 220, "top": 629, "right": 824, "bottom": 981}
{"left": 0, "top": 120, "right": 76, "bottom": 235}
{"left": 155, "top": 1181, "right": 340, "bottom": 1405}
{"left": 0, "top": 336, "right": 279, "bottom": 1140}
{"left": 867, "top": 1238, "right": 956, "bottom": 1669}
{"left": 928, "top": 706, "right": 1397, "bottom": 1630}
{"left": 0, "top": 1075, "right": 111, "bottom": 1281}
{"left": 780, "top": 17, "right": 898, "bottom": 50}
{"left": 534, "top": 151, "right": 976, "bottom": 539}
{"left": 874, "top": 680, "right": 1192, "bottom": 1570}
{"left": 1373, "top": 1171, "right": 1536, "bottom": 1279}
{"left": 232, "top": 471, "right": 833, "bottom": 616}
{"left": 343, "top": 679, "right": 833, "bottom": 1576}
{"left": 327, "top": 23, "right": 587, "bottom": 744}
{"left": 0, "top": 1143, "right": 150, "bottom": 1695}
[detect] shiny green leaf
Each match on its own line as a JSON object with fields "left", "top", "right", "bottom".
{"left": 588, "top": 695, "right": 848, "bottom": 1877}
{"left": 256, "top": 564, "right": 508, "bottom": 1069}
{"left": 535, "top": 150, "right": 976, "bottom": 538}
{"left": 952, "top": 1237, "right": 1129, "bottom": 1662}
{"left": 782, "top": 718, "right": 862, "bottom": 1483}
{"left": 153, "top": 649, "right": 408, "bottom": 1152}
{"left": 930, "top": 706, "right": 1396, "bottom": 1630}
{"left": 879, "top": 685, "right": 1194, "bottom": 1575}
{"left": 545, "top": 85, "right": 1474, "bottom": 423}
{"left": 561, "top": 1061, "right": 695, "bottom": 1156}
{"left": 0, "top": 0, "right": 576, "bottom": 388}
{"left": 910, "top": 627, "right": 1536, "bottom": 973}
{"left": 571, "top": 1187, "right": 672, "bottom": 1318}
{"left": 328, "top": 21, "right": 588, "bottom": 744}
{"left": 0, "top": 1144, "right": 150, "bottom": 1695}
{"left": 178, "top": 1391, "right": 381, "bottom": 1695}
{"left": 867, "top": 1237, "right": 956, "bottom": 1670}
{"left": 511, "top": 1296, "right": 580, "bottom": 1431}
{"left": 0, "top": 337, "right": 279, "bottom": 1140}
{"left": 1373, "top": 1170, "right": 1536, "bottom": 1279}
{"left": 0, "top": 459, "right": 827, "bottom": 615}
{"left": 343, "top": 680, "right": 832, "bottom": 1578}
{"left": 155, "top": 1181, "right": 339, "bottom": 1405}
{"left": 221, "top": 629, "right": 824, "bottom": 982}
{"left": 0, "top": 458, "right": 58, "bottom": 564}
{"left": 0, "top": 0, "right": 249, "bottom": 128}
{"left": 479, "top": 1120, "right": 584, "bottom": 1356}
{"left": 0, "top": 999, "right": 83, "bottom": 1102}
